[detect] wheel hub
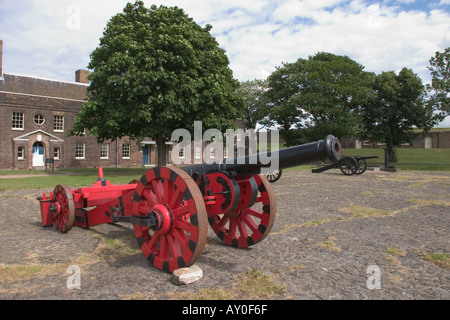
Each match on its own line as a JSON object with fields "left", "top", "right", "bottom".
{"left": 50, "top": 202, "right": 61, "bottom": 215}
{"left": 150, "top": 203, "right": 173, "bottom": 235}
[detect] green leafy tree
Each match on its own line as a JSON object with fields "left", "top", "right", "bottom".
{"left": 361, "top": 68, "right": 431, "bottom": 161}
{"left": 238, "top": 79, "right": 270, "bottom": 130}
{"left": 264, "top": 61, "right": 305, "bottom": 146}
{"left": 70, "top": 2, "right": 244, "bottom": 165}
{"left": 265, "top": 52, "right": 373, "bottom": 145}
{"left": 426, "top": 47, "right": 450, "bottom": 121}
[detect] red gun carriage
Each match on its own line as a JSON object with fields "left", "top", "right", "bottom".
{"left": 38, "top": 135, "right": 341, "bottom": 272}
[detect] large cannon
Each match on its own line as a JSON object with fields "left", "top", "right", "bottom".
{"left": 38, "top": 135, "right": 341, "bottom": 272}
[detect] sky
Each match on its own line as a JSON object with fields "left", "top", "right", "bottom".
{"left": 0, "top": 0, "right": 449, "bottom": 125}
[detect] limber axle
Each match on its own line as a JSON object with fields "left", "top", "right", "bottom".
{"left": 38, "top": 135, "right": 342, "bottom": 273}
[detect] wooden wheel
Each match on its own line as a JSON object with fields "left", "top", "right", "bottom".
{"left": 209, "top": 174, "right": 275, "bottom": 248}
{"left": 52, "top": 185, "right": 75, "bottom": 233}
{"left": 132, "top": 167, "right": 208, "bottom": 273}
{"left": 340, "top": 157, "right": 358, "bottom": 175}
{"left": 264, "top": 169, "right": 282, "bottom": 183}
{"left": 356, "top": 158, "right": 367, "bottom": 175}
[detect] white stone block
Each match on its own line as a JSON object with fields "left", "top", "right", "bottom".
{"left": 172, "top": 264, "right": 203, "bottom": 285}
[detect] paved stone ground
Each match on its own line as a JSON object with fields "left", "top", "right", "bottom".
{"left": 0, "top": 169, "right": 448, "bottom": 300}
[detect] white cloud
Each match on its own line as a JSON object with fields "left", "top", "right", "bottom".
{"left": 0, "top": 0, "right": 448, "bottom": 87}
{"left": 206, "top": 0, "right": 449, "bottom": 84}
{"left": 271, "top": 0, "right": 344, "bottom": 21}
{"left": 0, "top": 0, "right": 131, "bottom": 80}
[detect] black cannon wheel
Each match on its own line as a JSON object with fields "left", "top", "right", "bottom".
{"left": 340, "top": 157, "right": 358, "bottom": 175}
{"left": 356, "top": 158, "right": 367, "bottom": 175}
{"left": 264, "top": 169, "right": 282, "bottom": 183}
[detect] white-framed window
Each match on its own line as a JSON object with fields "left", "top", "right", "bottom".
{"left": 100, "top": 143, "right": 109, "bottom": 159}
{"left": 17, "top": 146, "right": 25, "bottom": 160}
{"left": 53, "top": 115, "right": 64, "bottom": 132}
{"left": 75, "top": 142, "right": 85, "bottom": 159}
{"left": 122, "top": 144, "right": 130, "bottom": 159}
{"left": 53, "top": 147, "right": 60, "bottom": 160}
{"left": 12, "top": 112, "right": 24, "bottom": 130}
{"left": 34, "top": 114, "right": 45, "bottom": 125}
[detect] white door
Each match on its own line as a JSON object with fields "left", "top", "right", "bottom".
{"left": 424, "top": 136, "right": 432, "bottom": 149}
{"left": 32, "top": 142, "right": 45, "bottom": 166}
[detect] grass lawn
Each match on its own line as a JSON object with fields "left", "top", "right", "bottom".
{"left": 286, "top": 148, "right": 450, "bottom": 172}
{"left": 1, "top": 148, "right": 449, "bottom": 191}
{"left": 342, "top": 148, "right": 450, "bottom": 171}
{"left": 0, "top": 167, "right": 150, "bottom": 191}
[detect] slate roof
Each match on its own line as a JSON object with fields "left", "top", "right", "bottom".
{"left": 0, "top": 73, "right": 87, "bottom": 101}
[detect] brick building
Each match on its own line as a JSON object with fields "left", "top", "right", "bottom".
{"left": 340, "top": 129, "right": 450, "bottom": 149}
{"left": 0, "top": 40, "right": 163, "bottom": 170}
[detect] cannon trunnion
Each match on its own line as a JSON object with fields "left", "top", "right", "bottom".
{"left": 38, "top": 135, "right": 342, "bottom": 272}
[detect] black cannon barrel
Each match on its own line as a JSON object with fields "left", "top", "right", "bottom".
{"left": 182, "top": 135, "right": 342, "bottom": 178}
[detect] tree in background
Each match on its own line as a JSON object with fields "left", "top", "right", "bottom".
{"left": 70, "top": 2, "right": 243, "bottom": 166}
{"left": 265, "top": 52, "right": 373, "bottom": 145}
{"left": 361, "top": 68, "right": 433, "bottom": 162}
{"left": 238, "top": 79, "right": 270, "bottom": 130}
{"left": 427, "top": 47, "right": 449, "bottom": 122}
{"left": 264, "top": 60, "right": 305, "bottom": 146}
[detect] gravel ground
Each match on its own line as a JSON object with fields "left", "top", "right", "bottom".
{"left": 0, "top": 169, "right": 448, "bottom": 300}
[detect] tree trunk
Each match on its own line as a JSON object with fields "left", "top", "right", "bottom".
{"left": 156, "top": 136, "right": 168, "bottom": 167}
{"left": 386, "top": 142, "right": 396, "bottom": 163}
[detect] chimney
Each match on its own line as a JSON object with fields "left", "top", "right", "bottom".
{"left": 75, "top": 69, "right": 90, "bottom": 84}
{"left": 0, "top": 40, "right": 3, "bottom": 80}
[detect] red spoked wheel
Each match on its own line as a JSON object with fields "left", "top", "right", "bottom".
{"left": 133, "top": 167, "right": 208, "bottom": 273}
{"left": 52, "top": 185, "right": 75, "bottom": 233}
{"left": 209, "top": 174, "right": 275, "bottom": 248}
